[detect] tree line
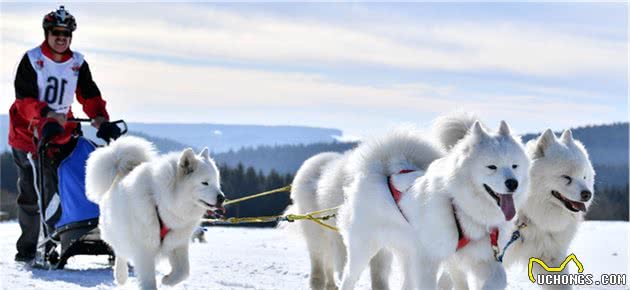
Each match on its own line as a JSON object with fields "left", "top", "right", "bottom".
{"left": 1, "top": 150, "right": 628, "bottom": 223}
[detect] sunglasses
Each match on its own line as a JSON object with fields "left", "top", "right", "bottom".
{"left": 50, "top": 30, "right": 72, "bottom": 37}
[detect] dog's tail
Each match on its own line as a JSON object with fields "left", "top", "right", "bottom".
{"left": 86, "top": 136, "right": 157, "bottom": 203}
{"left": 432, "top": 112, "right": 480, "bottom": 152}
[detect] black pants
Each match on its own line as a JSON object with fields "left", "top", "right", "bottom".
{"left": 12, "top": 140, "right": 76, "bottom": 256}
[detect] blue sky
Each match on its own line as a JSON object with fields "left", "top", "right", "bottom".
{"left": 1, "top": 2, "right": 627, "bottom": 139}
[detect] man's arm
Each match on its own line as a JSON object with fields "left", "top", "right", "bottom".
{"left": 13, "top": 54, "right": 50, "bottom": 121}
{"left": 76, "top": 60, "right": 109, "bottom": 128}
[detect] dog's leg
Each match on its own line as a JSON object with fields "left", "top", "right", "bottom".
{"left": 445, "top": 265, "right": 468, "bottom": 290}
{"left": 418, "top": 256, "right": 440, "bottom": 290}
{"left": 340, "top": 235, "right": 379, "bottom": 290}
{"left": 331, "top": 234, "right": 347, "bottom": 285}
{"left": 114, "top": 255, "right": 128, "bottom": 285}
{"left": 437, "top": 269, "right": 453, "bottom": 290}
{"left": 162, "top": 244, "right": 190, "bottom": 286}
{"left": 469, "top": 260, "right": 506, "bottom": 290}
{"left": 398, "top": 249, "right": 420, "bottom": 290}
{"left": 309, "top": 250, "right": 327, "bottom": 290}
{"left": 322, "top": 236, "right": 341, "bottom": 290}
{"left": 133, "top": 253, "right": 158, "bottom": 290}
{"left": 322, "top": 250, "right": 338, "bottom": 290}
{"left": 370, "top": 249, "right": 393, "bottom": 290}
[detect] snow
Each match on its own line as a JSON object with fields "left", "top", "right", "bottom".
{"left": 0, "top": 221, "right": 627, "bottom": 290}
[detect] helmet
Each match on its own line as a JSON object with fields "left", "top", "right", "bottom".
{"left": 42, "top": 5, "right": 76, "bottom": 32}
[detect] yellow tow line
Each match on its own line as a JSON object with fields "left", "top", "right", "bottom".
{"left": 203, "top": 207, "right": 340, "bottom": 232}
{"left": 223, "top": 185, "right": 293, "bottom": 206}
{"left": 208, "top": 184, "right": 340, "bottom": 231}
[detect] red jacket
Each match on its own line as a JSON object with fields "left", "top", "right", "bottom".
{"left": 9, "top": 42, "right": 109, "bottom": 153}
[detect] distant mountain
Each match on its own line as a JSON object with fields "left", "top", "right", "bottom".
{"left": 128, "top": 122, "right": 342, "bottom": 153}
{"left": 0, "top": 115, "right": 342, "bottom": 153}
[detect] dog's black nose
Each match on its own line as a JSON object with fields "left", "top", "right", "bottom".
{"left": 505, "top": 179, "right": 518, "bottom": 192}
{"left": 580, "top": 190, "right": 592, "bottom": 202}
{"left": 217, "top": 194, "right": 225, "bottom": 204}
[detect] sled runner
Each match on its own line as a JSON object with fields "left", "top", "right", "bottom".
{"left": 28, "top": 119, "right": 127, "bottom": 269}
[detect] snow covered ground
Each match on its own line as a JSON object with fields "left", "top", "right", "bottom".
{"left": 0, "top": 221, "right": 627, "bottom": 290}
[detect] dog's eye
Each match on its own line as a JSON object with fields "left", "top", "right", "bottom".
{"left": 201, "top": 182, "right": 209, "bottom": 186}
{"left": 487, "top": 165, "right": 497, "bottom": 170}
{"left": 512, "top": 164, "right": 518, "bottom": 169}
{"left": 562, "top": 175, "right": 572, "bottom": 185}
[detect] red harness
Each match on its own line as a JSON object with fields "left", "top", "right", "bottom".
{"left": 156, "top": 207, "right": 170, "bottom": 241}
{"left": 387, "top": 170, "right": 499, "bottom": 252}
{"left": 386, "top": 169, "right": 414, "bottom": 221}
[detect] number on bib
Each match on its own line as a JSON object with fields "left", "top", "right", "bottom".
{"left": 44, "top": 77, "right": 67, "bottom": 105}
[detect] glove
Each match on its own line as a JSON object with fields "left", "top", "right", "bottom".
{"left": 40, "top": 119, "right": 64, "bottom": 143}
{"left": 97, "top": 121, "right": 122, "bottom": 143}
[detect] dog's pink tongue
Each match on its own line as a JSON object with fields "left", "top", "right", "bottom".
{"left": 499, "top": 194, "right": 516, "bottom": 221}
{"left": 570, "top": 201, "right": 587, "bottom": 212}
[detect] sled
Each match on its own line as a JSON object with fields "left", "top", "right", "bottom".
{"left": 28, "top": 119, "right": 127, "bottom": 269}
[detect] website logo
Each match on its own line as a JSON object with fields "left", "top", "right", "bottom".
{"left": 528, "top": 253, "right": 626, "bottom": 287}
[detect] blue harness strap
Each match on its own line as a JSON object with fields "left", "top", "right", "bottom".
{"left": 496, "top": 222, "right": 527, "bottom": 262}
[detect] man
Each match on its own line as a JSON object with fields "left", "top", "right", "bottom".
{"left": 8, "top": 5, "right": 120, "bottom": 262}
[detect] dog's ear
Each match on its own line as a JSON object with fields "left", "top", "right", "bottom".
{"left": 560, "top": 129, "right": 574, "bottom": 144}
{"left": 179, "top": 148, "right": 198, "bottom": 175}
{"left": 498, "top": 120, "right": 511, "bottom": 136}
{"left": 532, "top": 129, "right": 556, "bottom": 159}
{"left": 199, "top": 147, "right": 210, "bottom": 159}
{"left": 471, "top": 121, "right": 489, "bottom": 139}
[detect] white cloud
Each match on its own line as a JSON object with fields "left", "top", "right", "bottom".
{"left": 1, "top": 4, "right": 625, "bottom": 77}
{"left": 73, "top": 53, "right": 621, "bottom": 136}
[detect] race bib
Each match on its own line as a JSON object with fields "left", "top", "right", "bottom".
{"left": 27, "top": 47, "right": 84, "bottom": 114}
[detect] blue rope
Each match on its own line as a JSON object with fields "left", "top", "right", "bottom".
{"left": 497, "top": 229, "right": 522, "bottom": 263}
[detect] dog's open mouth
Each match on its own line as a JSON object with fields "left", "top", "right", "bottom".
{"left": 197, "top": 199, "right": 225, "bottom": 215}
{"left": 483, "top": 184, "right": 515, "bottom": 221}
{"left": 551, "top": 191, "right": 586, "bottom": 213}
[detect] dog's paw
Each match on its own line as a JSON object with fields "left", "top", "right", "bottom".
{"left": 161, "top": 272, "right": 188, "bottom": 286}
{"left": 115, "top": 272, "right": 128, "bottom": 285}
{"left": 114, "top": 262, "right": 128, "bottom": 285}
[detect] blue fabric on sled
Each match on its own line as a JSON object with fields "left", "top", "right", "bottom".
{"left": 56, "top": 137, "right": 100, "bottom": 228}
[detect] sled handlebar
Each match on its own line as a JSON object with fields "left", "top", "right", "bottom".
{"left": 67, "top": 118, "right": 128, "bottom": 135}
{"left": 38, "top": 119, "right": 129, "bottom": 150}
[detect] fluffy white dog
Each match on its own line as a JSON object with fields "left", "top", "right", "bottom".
{"left": 337, "top": 119, "right": 530, "bottom": 290}
{"left": 86, "top": 136, "right": 225, "bottom": 290}
{"left": 500, "top": 129, "right": 595, "bottom": 290}
{"left": 287, "top": 152, "right": 348, "bottom": 290}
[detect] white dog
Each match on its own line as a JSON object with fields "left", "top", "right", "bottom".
{"left": 291, "top": 149, "right": 407, "bottom": 290}
{"left": 337, "top": 119, "right": 530, "bottom": 290}
{"left": 287, "top": 152, "right": 348, "bottom": 290}
{"left": 85, "top": 136, "right": 225, "bottom": 290}
{"left": 499, "top": 129, "right": 595, "bottom": 289}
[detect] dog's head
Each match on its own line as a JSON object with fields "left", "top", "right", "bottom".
{"left": 526, "top": 129, "right": 595, "bottom": 216}
{"left": 450, "top": 121, "right": 530, "bottom": 225}
{"left": 175, "top": 147, "right": 225, "bottom": 213}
